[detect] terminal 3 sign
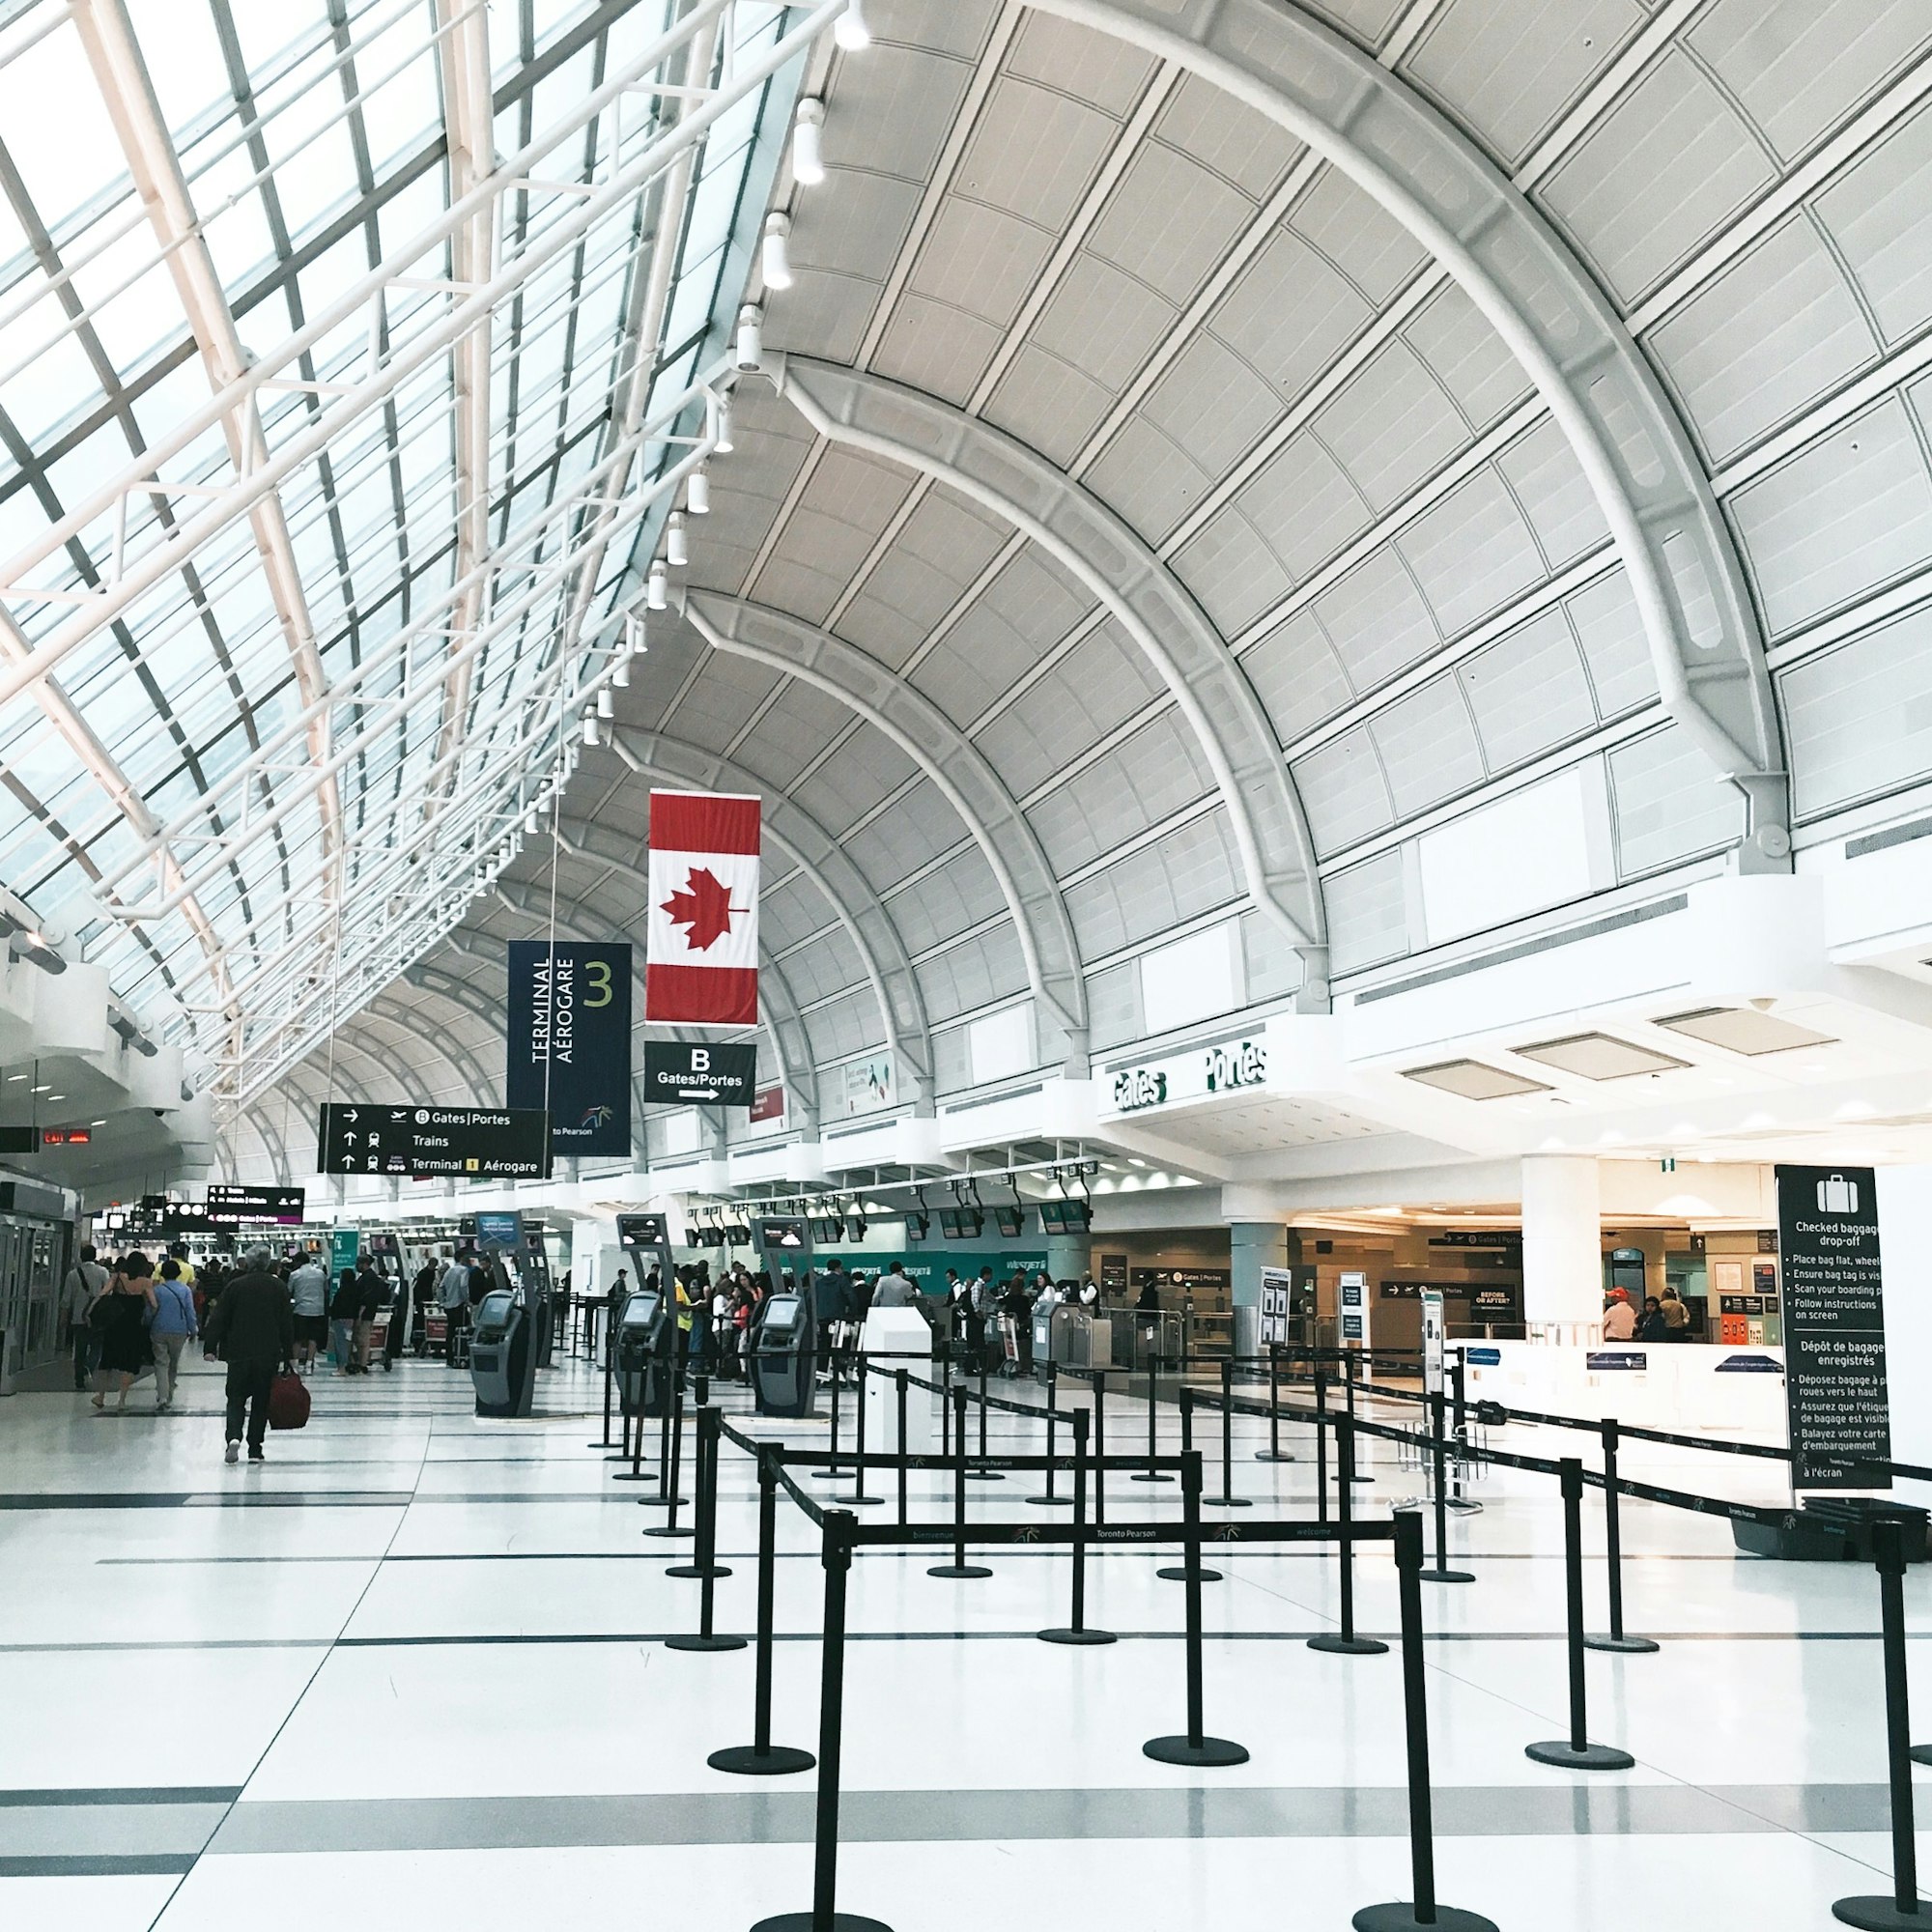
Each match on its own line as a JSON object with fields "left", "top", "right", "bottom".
{"left": 1107, "top": 1035, "right": 1268, "bottom": 1115}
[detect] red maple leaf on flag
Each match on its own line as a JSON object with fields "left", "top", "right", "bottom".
{"left": 661, "top": 867, "right": 740, "bottom": 951}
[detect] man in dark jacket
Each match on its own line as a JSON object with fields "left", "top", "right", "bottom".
{"left": 205, "top": 1246, "right": 294, "bottom": 1463}
{"left": 353, "top": 1255, "right": 388, "bottom": 1374}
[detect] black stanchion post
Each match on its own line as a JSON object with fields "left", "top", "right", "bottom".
{"left": 749, "top": 1509, "right": 892, "bottom": 1932}
{"left": 1039, "top": 1408, "right": 1115, "bottom": 1646}
{"left": 1345, "top": 1351, "right": 1370, "bottom": 1483}
{"left": 594, "top": 1322, "right": 614, "bottom": 1449}
{"left": 839, "top": 1360, "right": 882, "bottom": 1507}
{"left": 1447, "top": 1350, "right": 1474, "bottom": 1512}
{"left": 667, "top": 1409, "right": 744, "bottom": 1651}
{"left": 710, "top": 1447, "right": 814, "bottom": 1776}
{"left": 1093, "top": 1370, "right": 1107, "bottom": 1526}
{"left": 1207, "top": 1357, "right": 1251, "bottom": 1508}
{"left": 1833, "top": 1517, "right": 1927, "bottom": 1930}
{"left": 1309, "top": 1413, "right": 1387, "bottom": 1658}
{"left": 1584, "top": 1417, "right": 1658, "bottom": 1655}
{"left": 1419, "top": 1390, "right": 1473, "bottom": 1584}
{"left": 1144, "top": 1448, "right": 1248, "bottom": 1768}
{"left": 1133, "top": 1351, "right": 1172, "bottom": 1483}
{"left": 613, "top": 1358, "right": 653, "bottom": 1483}
{"left": 939, "top": 1362, "right": 952, "bottom": 1463}
{"left": 1257, "top": 1341, "right": 1293, "bottom": 1463}
{"left": 928, "top": 1385, "right": 991, "bottom": 1580}
{"left": 642, "top": 1378, "right": 693, "bottom": 1539}
{"left": 1350, "top": 1512, "right": 1499, "bottom": 1932}
{"left": 1157, "top": 1388, "right": 1225, "bottom": 1585}
{"left": 1027, "top": 1363, "right": 1071, "bottom": 1509}
{"left": 1316, "top": 1368, "right": 1330, "bottom": 1528}
{"left": 814, "top": 1368, "right": 844, "bottom": 1484}
{"left": 1526, "top": 1458, "right": 1634, "bottom": 1771}
{"left": 895, "top": 1370, "right": 909, "bottom": 1528}
{"left": 968, "top": 1362, "right": 1004, "bottom": 1481}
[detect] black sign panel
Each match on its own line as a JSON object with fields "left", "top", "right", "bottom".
{"left": 317, "top": 1103, "right": 552, "bottom": 1180}
{"left": 1776, "top": 1164, "right": 1889, "bottom": 1492}
{"left": 205, "top": 1184, "right": 306, "bottom": 1225}
{"left": 753, "top": 1216, "right": 810, "bottom": 1259}
{"left": 506, "top": 941, "right": 632, "bottom": 1157}
{"left": 643, "top": 1039, "right": 757, "bottom": 1106}
{"left": 617, "top": 1213, "right": 668, "bottom": 1249}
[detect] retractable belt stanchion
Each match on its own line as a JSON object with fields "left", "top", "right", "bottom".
{"left": 1029, "top": 1361, "right": 1071, "bottom": 1508}
{"left": 1132, "top": 1351, "right": 1172, "bottom": 1483}
{"left": 1345, "top": 1352, "right": 1370, "bottom": 1483}
{"left": 1447, "top": 1351, "right": 1478, "bottom": 1514}
{"left": 666, "top": 1409, "right": 744, "bottom": 1652}
{"left": 1584, "top": 1417, "right": 1658, "bottom": 1655}
{"left": 1158, "top": 1388, "right": 1224, "bottom": 1585}
{"left": 593, "top": 1322, "right": 614, "bottom": 1450}
{"left": 749, "top": 1509, "right": 892, "bottom": 1932}
{"left": 1207, "top": 1357, "right": 1251, "bottom": 1508}
{"left": 1039, "top": 1408, "right": 1115, "bottom": 1647}
{"left": 612, "top": 1354, "right": 652, "bottom": 1483}
{"left": 814, "top": 1367, "right": 844, "bottom": 1484}
{"left": 1525, "top": 1458, "right": 1634, "bottom": 1771}
{"left": 1316, "top": 1369, "right": 1331, "bottom": 1527}
{"left": 1308, "top": 1413, "right": 1387, "bottom": 1658}
{"left": 838, "top": 1360, "right": 882, "bottom": 1507}
{"left": 1144, "top": 1448, "right": 1248, "bottom": 1768}
{"left": 641, "top": 1375, "right": 693, "bottom": 1540}
{"left": 710, "top": 1445, "right": 814, "bottom": 1777}
{"left": 968, "top": 1363, "right": 1004, "bottom": 1481}
{"left": 894, "top": 1370, "right": 909, "bottom": 1527}
{"left": 1093, "top": 1369, "right": 1107, "bottom": 1525}
{"left": 1418, "top": 1390, "right": 1473, "bottom": 1584}
{"left": 1833, "top": 1516, "right": 1928, "bottom": 1930}
{"left": 928, "top": 1385, "right": 991, "bottom": 1580}
{"left": 1257, "top": 1341, "right": 1293, "bottom": 1463}
{"left": 1351, "top": 1511, "right": 1499, "bottom": 1932}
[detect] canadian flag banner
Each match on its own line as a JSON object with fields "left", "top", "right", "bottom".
{"left": 644, "top": 789, "right": 760, "bottom": 1026}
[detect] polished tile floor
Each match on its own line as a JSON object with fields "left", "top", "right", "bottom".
{"left": 2, "top": 1342, "right": 1926, "bottom": 1930}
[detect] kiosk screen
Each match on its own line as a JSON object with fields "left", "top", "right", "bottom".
{"left": 474, "top": 1289, "right": 515, "bottom": 1340}
{"left": 762, "top": 1293, "right": 802, "bottom": 1339}
{"left": 622, "top": 1291, "right": 661, "bottom": 1327}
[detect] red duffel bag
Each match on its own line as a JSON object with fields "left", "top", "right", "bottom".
{"left": 268, "top": 1372, "right": 311, "bottom": 1432}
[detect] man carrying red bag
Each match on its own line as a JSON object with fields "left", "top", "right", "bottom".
{"left": 204, "top": 1246, "right": 296, "bottom": 1465}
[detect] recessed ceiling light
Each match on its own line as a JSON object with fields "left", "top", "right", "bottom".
{"left": 1404, "top": 1059, "right": 1552, "bottom": 1100}
{"left": 1515, "top": 1033, "right": 1690, "bottom": 1081}
{"left": 1654, "top": 1006, "right": 1834, "bottom": 1055}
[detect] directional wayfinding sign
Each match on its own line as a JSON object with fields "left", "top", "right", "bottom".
{"left": 317, "top": 1104, "right": 552, "bottom": 1180}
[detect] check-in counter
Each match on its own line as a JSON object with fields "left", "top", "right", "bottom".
{"left": 1460, "top": 1341, "right": 1787, "bottom": 1438}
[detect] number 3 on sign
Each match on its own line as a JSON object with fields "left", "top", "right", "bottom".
{"left": 584, "top": 958, "right": 612, "bottom": 1008}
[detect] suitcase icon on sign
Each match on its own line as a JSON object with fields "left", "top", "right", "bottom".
{"left": 1817, "top": 1173, "right": 1859, "bottom": 1214}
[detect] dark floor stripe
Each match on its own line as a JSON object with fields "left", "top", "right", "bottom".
{"left": 0, "top": 1854, "right": 196, "bottom": 1876}
{"left": 0, "top": 1787, "right": 242, "bottom": 1807}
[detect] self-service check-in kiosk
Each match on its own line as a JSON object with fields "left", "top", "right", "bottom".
{"left": 614, "top": 1288, "right": 674, "bottom": 1418}
{"left": 470, "top": 1211, "right": 547, "bottom": 1417}
{"left": 751, "top": 1283, "right": 817, "bottom": 1418}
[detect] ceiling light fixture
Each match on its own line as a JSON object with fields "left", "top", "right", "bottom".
{"left": 595, "top": 687, "right": 614, "bottom": 719}
{"left": 611, "top": 652, "right": 630, "bottom": 689}
{"left": 762, "top": 212, "right": 794, "bottom": 290}
{"left": 835, "top": 0, "right": 870, "bottom": 50}
{"left": 687, "top": 465, "right": 710, "bottom": 515}
{"left": 793, "top": 98, "right": 825, "bottom": 184}
{"left": 667, "top": 510, "right": 688, "bottom": 567}
{"left": 582, "top": 713, "right": 599, "bottom": 747}
{"left": 526, "top": 807, "right": 539, "bottom": 836}
{"left": 714, "top": 391, "right": 734, "bottom": 454}
{"left": 647, "top": 558, "right": 668, "bottom": 610}
{"left": 735, "top": 303, "right": 762, "bottom": 372}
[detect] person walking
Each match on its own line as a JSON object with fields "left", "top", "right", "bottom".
{"left": 149, "top": 1258, "right": 199, "bottom": 1412}
{"left": 91, "top": 1254, "right": 156, "bottom": 1413}
{"left": 439, "top": 1250, "right": 470, "bottom": 1363}
{"left": 203, "top": 1246, "right": 294, "bottom": 1463}
{"left": 64, "top": 1243, "right": 107, "bottom": 1390}
{"left": 289, "top": 1252, "right": 328, "bottom": 1371}
{"left": 328, "top": 1265, "right": 361, "bottom": 1374}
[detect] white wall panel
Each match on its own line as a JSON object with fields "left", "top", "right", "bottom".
{"left": 1293, "top": 727, "right": 1394, "bottom": 857}
{"left": 1140, "top": 921, "right": 1239, "bottom": 1034}
{"left": 1608, "top": 729, "right": 1744, "bottom": 877}
{"left": 1418, "top": 766, "right": 1598, "bottom": 947}
{"left": 1782, "top": 606, "right": 1932, "bottom": 821}
{"left": 1312, "top": 340, "right": 1469, "bottom": 513}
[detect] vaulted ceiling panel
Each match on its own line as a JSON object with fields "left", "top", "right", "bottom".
{"left": 1368, "top": 678, "right": 1486, "bottom": 819}
{"left": 1395, "top": 469, "right": 1548, "bottom": 637}
{"left": 1310, "top": 548, "right": 1442, "bottom": 697}
{"left": 660, "top": 656, "right": 782, "bottom": 757}
{"left": 1064, "top": 810, "right": 1242, "bottom": 960}
{"left": 1206, "top": 224, "right": 1375, "bottom": 408}
{"left": 749, "top": 447, "right": 915, "bottom": 625}
{"left": 731, "top": 682, "right": 871, "bottom": 790}
{"left": 1238, "top": 610, "right": 1353, "bottom": 746}
{"left": 1294, "top": 728, "right": 1395, "bottom": 858}
{"left": 1401, "top": 283, "right": 1535, "bottom": 433}
{"left": 1496, "top": 420, "right": 1612, "bottom": 569}
{"left": 1537, "top": 52, "right": 1777, "bottom": 305}
{"left": 1566, "top": 570, "right": 1656, "bottom": 719}
{"left": 973, "top": 617, "right": 1167, "bottom": 794}
{"left": 1608, "top": 728, "right": 1746, "bottom": 877}
{"left": 1169, "top": 505, "right": 1294, "bottom": 639}
{"left": 884, "top": 844, "right": 1008, "bottom": 956}
{"left": 918, "top": 924, "right": 1029, "bottom": 1028}
{"left": 1151, "top": 71, "right": 1304, "bottom": 200}
{"left": 1028, "top": 711, "right": 1214, "bottom": 876}
{"left": 837, "top": 487, "right": 1014, "bottom": 670}
{"left": 843, "top": 772, "right": 972, "bottom": 893}
{"left": 1780, "top": 606, "right": 1932, "bottom": 821}
{"left": 1811, "top": 99, "right": 1932, "bottom": 344}
{"left": 1458, "top": 609, "right": 1602, "bottom": 772}
{"left": 791, "top": 741, "right": 923, "bottom": 841}
{"left": 957, "top": 76, "right": 1122, "bottom": 229}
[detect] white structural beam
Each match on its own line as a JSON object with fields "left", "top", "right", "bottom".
{"left": 775, "top": 356, "right": 1330, "bottom": 994}
{"left": 598, "top": 727, "right": 934, "bottom": 1109}
{"left": 423, "top": 0, "right": 497, "bottom": 829}
{"left": 71, "top": 0, "right": 343, "bottom": 903}
{"left": 1031, "top": 0, "right": 1789, "bottom": 867}
{"left": 682, "top": 589, "right": 1093, "bottom": 1063}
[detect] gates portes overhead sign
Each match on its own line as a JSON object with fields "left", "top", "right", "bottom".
{"left": 317, "top": 1104, "right": 552, "bottom": 1180}
{"left": 1777, "top": 1164, "right": 1889, "bottom": 1492}
{"left": 643, "top": 1039, "right": 756, "bottom": 1106}
{"left": 205, "top": 1184, "right": 306, "bottom": 1225}
{"left": 506, "top": 941, "right": 631, "bottom": 1157}
{"left": 644, "top": 789, "right": 760, "bottom": 1026}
